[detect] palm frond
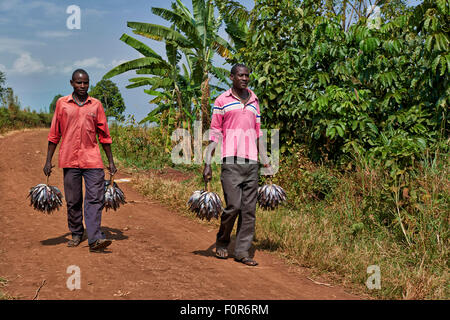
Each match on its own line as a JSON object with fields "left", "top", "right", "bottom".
{"left": 127, "top": 22, "right": 191, "bottom": 47}
{"left": 215, "top": 0, "right": 250, "bottom": 23}
{"left": 175, "top": 0, "right": 194, "bottom": 22}
{"left": 212, "top": 38, "right": 234, "bottom": 59}
{"left": 151, "top": 7, "right": 198, "bottom": 40}
{"left": 135, "top": 68, "right": 169, "bottom": 76}
{"left": 103, "top": 57, "right": 165, "bottom": 79}
{"left": 139, "top": 104, "right": 171, "bottom": 124}
{"left": 132, "top": 30, "right": 163, "bottom": 41}
{"left": 119, "top": 34, "right": 162, "bottom": 59}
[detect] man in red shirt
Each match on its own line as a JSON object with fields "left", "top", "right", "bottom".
{"left": 43, "top": 69, "right": 117, "bottom": 252}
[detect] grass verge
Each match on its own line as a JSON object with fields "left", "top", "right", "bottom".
{"left": 108, "top": 124, "right": 449, "bottom": 300}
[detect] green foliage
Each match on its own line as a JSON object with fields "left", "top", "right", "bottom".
{"left": 89, "top": 79, "right": 126, "bottom": 121}
{"left": 0, "top": 70, "right": 6, "bottom": 101}
{"left": 240, "top": 0, "right": 448, "bottom": 178}
{"left": 265, "top": 145, "right": 448, "bottom": 299}
{"left": 49, "top": 94, "right": 63, "bottom": 114}
{"left": 0, "top": 107, "right": 52, "bottom": 134}
{"left": 104, "top": 0, "right": 232, "bottom": 132}
{"left": 108, "top": 116, "right": 172, "bottom": 170}
{"left": 0, "top": 86, "right": 52, "bottom": 133}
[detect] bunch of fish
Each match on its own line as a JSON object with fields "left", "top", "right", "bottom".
{"left": 104, "top": 179, "right": 126, "bottom": 211}
{"left": 257, "top": 182, "right": 287, "bottom": 210}
{"left": 187, "top": 184, "right": 223, "bottom": 221}
{"left": 27, "top": 183, "right": 63, "bottom": 214}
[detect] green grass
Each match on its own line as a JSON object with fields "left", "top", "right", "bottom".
{"left": 108, "top": 123, "right": 449, "bottom": 300}
{"left": 0, "top": 106, "right": 52, "bottom": 134}
{"left": 0, "top": 277, "right": 14, "bottom": 300}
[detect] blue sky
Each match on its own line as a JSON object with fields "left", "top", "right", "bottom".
{"left": 0, "top": 0, "right": 422, "bottom": 122}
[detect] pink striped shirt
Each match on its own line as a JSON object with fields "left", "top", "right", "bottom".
{"left": 209, "top": 88, "right": 262, "bottom": 161}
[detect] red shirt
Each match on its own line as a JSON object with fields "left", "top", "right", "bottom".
{"left": 48, "top": 94, "right": 112, "bottom": 169}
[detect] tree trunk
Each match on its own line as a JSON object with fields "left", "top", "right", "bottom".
{"left": 174, "top": 86, "right": 183, "bottom": 129}
{"left": 200, "top": 76, "right": 210, "bottom": 132}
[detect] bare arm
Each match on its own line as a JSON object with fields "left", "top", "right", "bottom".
{"left": 257, "top": 137, "right": 274, "bottom": 176}
{"left": 101, "top": 143, "right": 117, "bottom": 176}
{"left": 43, "top": 141, "right": 57, "bottom": 176}
{"left": 202, "top": 140, "right": 217, "bottom": 182}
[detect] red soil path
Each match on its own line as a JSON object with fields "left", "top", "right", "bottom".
{"left": 0, "top": 129, "right": 361, "bottom": 300}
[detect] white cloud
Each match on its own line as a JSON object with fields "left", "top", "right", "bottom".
{"left": 111, "top": 59, "right": 129, "bottom": 67}
{"left": 36, "top": 30, "right": 72, "bottom": 38}
{"left": 0, "top": 0, "right": 64, "bottom": 28}
{"left": 10, "top": 52, "right": 45, "bottom": 74}
{"left": 0, "top": 37, "right": 44, "bottom": 54}
{"left": 61, "top": 57, "right": 107, "bottom": 74}
{"left": 83, "top": 8, "right": 108, "bottom": 17}
{"left": 73, "top": 57, "right": 106, "bottom": 69}
{"left": 0, "top": 0, "right": 62, "bottom": 16}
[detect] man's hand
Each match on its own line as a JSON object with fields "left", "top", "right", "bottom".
{"left": 108, "top": 162, "right": 117, "bottom": 176}
{"left": 44, "top": 141, "right": 57, "bottom": 177}
{"left": 43, "top": 161, "right": 54, "bottom": 177}
{"left": 261, "top": 163, "right": 274, "bottom": 176}
{"left": 203, "top": 164, "right": 212, "bottom": 182}
{"left": 101, "top": 144, "right": 117, "bottom": 176}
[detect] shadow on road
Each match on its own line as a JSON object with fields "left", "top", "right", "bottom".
{"left": 40, "top": 232, "right": 72, "bottom": 246}
{"left": 40, "top": 226, "right": 128, "bottom": 246}
{"left": 192, "top": 237, "right": 256, "bottom": 259}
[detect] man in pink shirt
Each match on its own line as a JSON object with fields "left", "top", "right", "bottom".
{"left": 43, "top": 69, "right": 117, "bottom": 252}
{"left": 203, "top": 64, "right": 273, "bottom": 266}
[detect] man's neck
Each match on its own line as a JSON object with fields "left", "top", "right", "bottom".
{"left": 73, "top": 92, "right": 88, "bottom": 103}
{"left": 232, "top": 87, "right": 249, "bottom": 100}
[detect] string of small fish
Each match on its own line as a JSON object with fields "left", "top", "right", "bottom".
{"left": 187, "top": 176, "right": 286, "bottom": 220}
{"left": 27, "top": 181, "right": 64, "bottom": 214}
{"left": 188, "top": 181, "right": 223, "bottom": 221}
{"left": 104, "top": 175, "right": 126, "bottom": 211}
{"left": 28, "top": 173, "right": 126, "bottom": 214}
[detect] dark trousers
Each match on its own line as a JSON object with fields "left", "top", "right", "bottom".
{"left": 63, "top": 168, "right": 105, "bottom": 245}
{"left": 216, "top": 160, "right": 259, "bottom": 260}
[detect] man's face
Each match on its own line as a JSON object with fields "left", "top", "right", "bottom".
{"left": 230, "top": 67, "right": 250, "bottom": 90}
{"left": 70, "top": 73, "right": 89, "bottom": 96}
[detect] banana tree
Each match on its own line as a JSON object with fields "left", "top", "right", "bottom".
{"left": 103, "top": 32, "right": 200, "bottom": 131}
{"left": 126, "top": 0, "right": 233, "bottom": 130}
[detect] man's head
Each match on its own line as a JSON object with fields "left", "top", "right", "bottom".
{"left": 70, "top": 69, "right": 89, "bottom": 97}
{"left": 230, "top": 64, "right": 250, "bottom": 90}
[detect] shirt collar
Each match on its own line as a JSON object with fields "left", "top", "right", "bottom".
{"left": 67, "top": 94, "right": 93, "bottom": 104}
{"left": 226, "top": 88, "right": 258, "bottom": 105}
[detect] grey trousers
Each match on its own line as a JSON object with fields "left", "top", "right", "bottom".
{"left": 63, "top": 168, "right": 106, "bottom": 245}
{"left": 216, "top": 160, "right": 259, "bottom": 260}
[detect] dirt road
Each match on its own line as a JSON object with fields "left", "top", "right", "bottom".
{"left": 0, "top": 129, "right": 361, "bottom": 300}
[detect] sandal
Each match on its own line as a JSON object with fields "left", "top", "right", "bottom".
{"left": 215, "top": 247, "right": 228, "bottom": 259}
{"left": 67, "top": 236, "right": 82, "bottom": 247}
{"left": 235, "top": 257, "right": 258, "bottom": 266}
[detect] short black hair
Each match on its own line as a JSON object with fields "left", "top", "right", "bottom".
{"left": 72, "top": 68, "right": 89, "bottom": 80}
{"left": 230, "top": 63, "right": 248, "bottom": 75}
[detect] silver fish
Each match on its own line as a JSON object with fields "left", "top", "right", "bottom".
{"left": 257, "top": 183, "right": 287, "bottom": 210}
{"left": 104, "top": 180, "right": 126, "bottom": 211}
{"left": 27, "top": 183, "right": 64, "bottom": 214}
